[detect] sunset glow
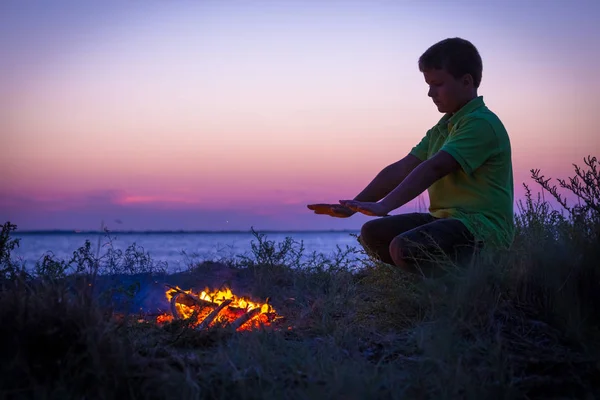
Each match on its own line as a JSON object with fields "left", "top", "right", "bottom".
{"left": 2, "top": 0, "right": 599, "bottom": 230}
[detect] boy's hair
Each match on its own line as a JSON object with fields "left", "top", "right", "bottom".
{"left": 418, "top": 38, "right": 483, "bottom": 88}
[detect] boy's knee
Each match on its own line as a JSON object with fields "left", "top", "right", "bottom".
{"left": 359, "top": 219, "right": 379, "bottom": 246}
{"left": 389, "top": 236, "right": 417, "bottom": 271}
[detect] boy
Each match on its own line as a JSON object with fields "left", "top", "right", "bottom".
{"left": 307, "top": 38, "right": 514, "bottom": 275}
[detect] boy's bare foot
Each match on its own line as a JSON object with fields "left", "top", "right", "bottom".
{"left": 307, "top": 204, "right": 356, "bottom": 218}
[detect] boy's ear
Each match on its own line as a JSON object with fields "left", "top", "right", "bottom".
{"left": 462, "top": 74, "right": 474, "bottom": 87}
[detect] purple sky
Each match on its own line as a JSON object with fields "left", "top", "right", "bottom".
{"left": 2, "top": 0, "right": 599, "bottom": 231}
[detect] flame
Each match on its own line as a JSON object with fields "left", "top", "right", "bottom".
{"left": 156, "top": 286, "right": 279, "bottom": 331}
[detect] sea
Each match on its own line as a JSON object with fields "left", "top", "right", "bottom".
{"left": 10, "top": 230, "right": 364, "bottom": 273}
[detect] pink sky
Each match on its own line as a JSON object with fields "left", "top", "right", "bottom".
{"left": 1, "top": 0, "right": 599, "bottom": 230}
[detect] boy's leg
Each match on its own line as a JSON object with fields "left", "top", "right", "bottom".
{"left": 389, "top": 218, "right": 477, "bottom": 276}
{"left": 359, "top": 213, "right": 436, "bottom": 265}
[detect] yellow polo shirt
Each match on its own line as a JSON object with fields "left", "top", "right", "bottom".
{"left": 410, "top": 96, "right": 514, "bottom": 248}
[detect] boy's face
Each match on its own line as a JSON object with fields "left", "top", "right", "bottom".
{"left": 423, "top": 68, "right": 473, "bottom": 114}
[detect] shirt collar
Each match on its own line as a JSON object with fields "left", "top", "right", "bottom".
{"left": 435, "top": 96, "right": 486, "bottom": 129}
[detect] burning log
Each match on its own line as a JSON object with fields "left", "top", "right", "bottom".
{"left": 166, "top": 284, "right": 213, "bottom": 306}
{"left": 170, "top": 292, "right": 182, "bottom": 319}
{"left": 158, "top": 284, "right": 280, "bottom": 331}
{"left": 167, "top": 284, "right": 218, "bottom": 320}
{"left": 231, "top": 307, "right": 262, "bottom": 331}
{"left": 169, "top": 292, "right": 215, "bottom": 319}
{"left": 197, "top": 299, "right": 232, "bottom": 330}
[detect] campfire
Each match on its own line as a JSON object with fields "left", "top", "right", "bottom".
{"left": 156, "top": 284, "right": 281, "bottom": 331}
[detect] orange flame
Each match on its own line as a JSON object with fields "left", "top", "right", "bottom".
{"left": 156, "top": 286, "right": 279, "bottom": 331}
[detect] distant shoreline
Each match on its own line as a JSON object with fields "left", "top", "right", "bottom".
{"left": 14, "top": 229, "right": 360, "bottom": 235}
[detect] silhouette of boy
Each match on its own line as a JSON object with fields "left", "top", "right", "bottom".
{"left": 308, "top": 38, "right": 514, "bottom": 275}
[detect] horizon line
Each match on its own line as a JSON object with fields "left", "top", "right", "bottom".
{"left": 15, "top": 229, "right": 361, "bottom": 234}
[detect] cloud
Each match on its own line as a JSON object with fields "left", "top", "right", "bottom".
{"left": 0, "top": 189, "right": 369, "bottom": 231}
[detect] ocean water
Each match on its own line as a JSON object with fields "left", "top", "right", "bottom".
{"left": 11, "top": 231, "right": 364, "bottom": 273}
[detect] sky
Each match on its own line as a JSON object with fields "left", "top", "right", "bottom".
{"left": 1, "top": 0, "right": 599, "bottom": 231}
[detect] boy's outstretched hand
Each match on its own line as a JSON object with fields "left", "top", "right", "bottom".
{"left": 338, "top": 200, "right": 391, "bottom": 217}
{"left": 307, "top": 203, "right": 356, "bottom": 218}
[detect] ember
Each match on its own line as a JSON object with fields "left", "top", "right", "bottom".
{"left": 156, "top": 284, "right": 281, "bottom": 331}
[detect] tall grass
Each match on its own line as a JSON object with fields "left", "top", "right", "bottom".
{"left": 0, "top": 156, "right": 598, "bottom": 399}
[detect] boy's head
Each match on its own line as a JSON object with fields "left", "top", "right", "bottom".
{"left": 418, "top": 38, "right": 483, "bottom": 114}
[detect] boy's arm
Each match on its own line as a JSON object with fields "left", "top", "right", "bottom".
{"left": 343, "top": 119, "right": 499, "bottom": 216}
{"left": 378, "top": 118, "right": 498, "bottom": 213}
{"left": 309, "top": 131, "right": 429, "bottom": 217}
{"left": 378, "top": 151, "right": 459, "bottom": 213}
{"left": 353, "top": 154, "right": 423, "bottom": 203}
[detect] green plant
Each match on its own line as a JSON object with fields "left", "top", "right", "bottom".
{"left": 530, "top": 155, "right": 599, "bottom": 238}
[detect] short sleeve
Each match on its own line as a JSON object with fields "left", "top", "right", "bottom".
{"left": 440, "top": 118, "right": 499, "bottom": 175}
{"left": 410, "top": 130, "right": 431, "bottom": 161}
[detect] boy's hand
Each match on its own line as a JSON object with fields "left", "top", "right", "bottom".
{"left": 338, "top": 200, "right": 391, "bottom": 217}
{"left": 307, "top": 203, "right": 356, "bottom": 218}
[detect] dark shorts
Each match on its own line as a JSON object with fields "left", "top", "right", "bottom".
{"left": 359, "top": 213, "right": 479, "bottom": 272}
